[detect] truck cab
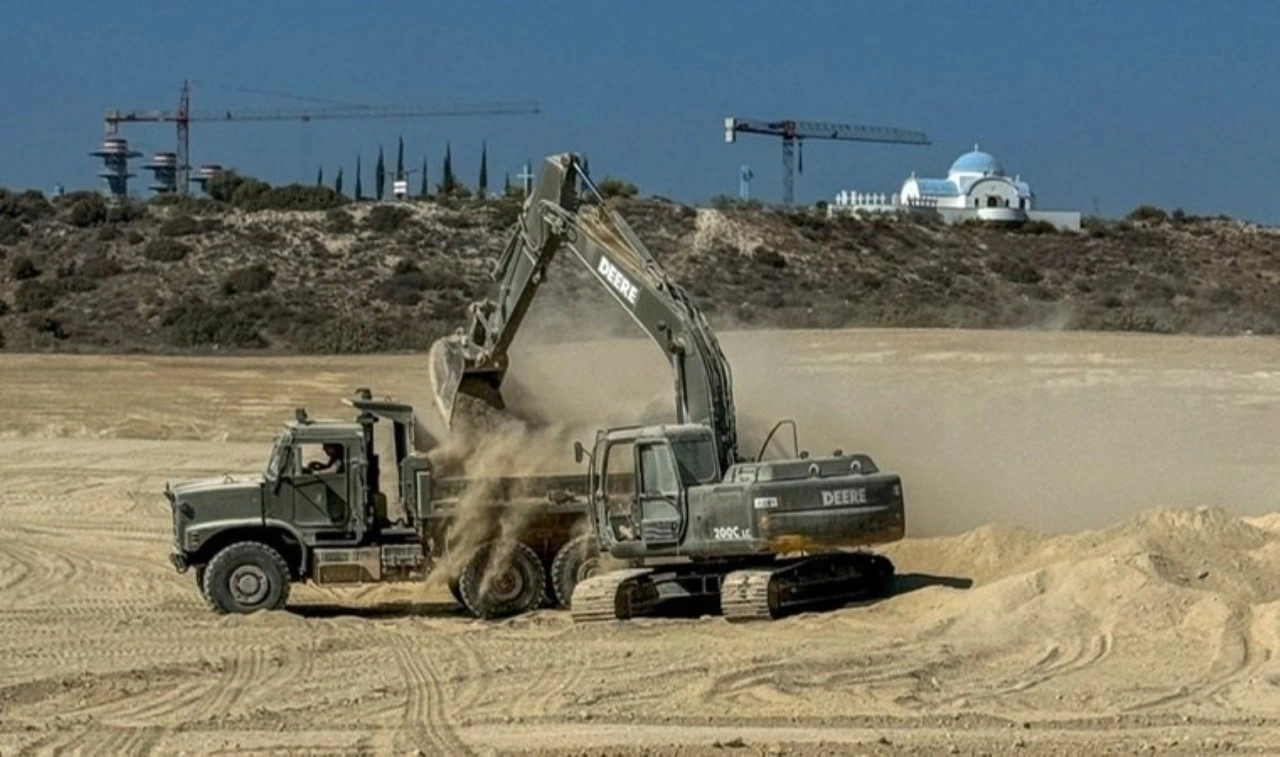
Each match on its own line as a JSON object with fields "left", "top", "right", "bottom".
{"left": 167, "top": 389, "right": 433, "bottom": 613}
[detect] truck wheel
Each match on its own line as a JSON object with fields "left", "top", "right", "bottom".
{"left": 448, "top": 577, "right": 464, "bottom": 606}
{"left": 458, "top": 541, "right": 545, "bottom": 620}
{"left": 202, "top": 542, "right": 291, "bottom": 614}
{"left": 550, "top": 534, "right": 601, "bottom": 609}
{"left": 195, "top": 565, "right": 208, "bottom": 599}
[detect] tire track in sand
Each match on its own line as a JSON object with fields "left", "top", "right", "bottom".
{"left": 386, "top": 630, "right": 472, "bottom": 756}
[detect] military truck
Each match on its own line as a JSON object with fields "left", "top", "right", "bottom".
{"left": 166, "top": 388, "right": 603, "bottom": 618}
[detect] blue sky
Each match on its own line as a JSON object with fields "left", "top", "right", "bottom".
{"left": 2, "top": 0, "right": 1277, "bottom": 222}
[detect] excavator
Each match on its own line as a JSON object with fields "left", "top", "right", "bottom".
{"left": 428, "top": 153, "right": 905, "bottom": 622}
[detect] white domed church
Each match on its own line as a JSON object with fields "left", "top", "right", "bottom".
{"left": 831, "top": 145, "right": 1080, "bottom": 231}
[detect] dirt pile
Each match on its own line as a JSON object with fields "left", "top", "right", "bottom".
{"left": 3, "top": 188, "right": 1280, "bottom": 354}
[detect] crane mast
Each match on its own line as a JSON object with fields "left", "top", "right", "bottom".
{"left": 429, "top": 153, "right": 740, "bottom": 472}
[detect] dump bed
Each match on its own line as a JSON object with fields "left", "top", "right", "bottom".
{"left": 428, "top": 471, "right": 595, "bottom": 515}
{"left": 419, "top": 471, "right": 637, "bottom": 562}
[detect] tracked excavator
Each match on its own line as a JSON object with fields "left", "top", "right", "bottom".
{"left": 428, "top": 153, "right": 905, "bottom": 622}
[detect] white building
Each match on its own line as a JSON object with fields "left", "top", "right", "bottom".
{"left": 830, "top": 145, "right": 1081, "bottom": 232}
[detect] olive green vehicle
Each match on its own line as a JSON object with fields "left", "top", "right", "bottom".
{"left": 166, "top": 388, "right": 603, "bottom": 618}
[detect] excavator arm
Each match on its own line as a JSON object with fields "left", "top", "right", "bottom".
{"left": 428, "top": 153, "right": 740, "bottom": 472}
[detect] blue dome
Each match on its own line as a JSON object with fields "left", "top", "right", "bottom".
{"left": 949, "top": 147, "right": 1005, "bottom": 176}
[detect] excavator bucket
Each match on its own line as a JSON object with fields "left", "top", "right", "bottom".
{"left": 427, "top": 336, "right": 468, "bottom": 428}
{"left": 427, "top": 335, "right": 507, "bottom": 429}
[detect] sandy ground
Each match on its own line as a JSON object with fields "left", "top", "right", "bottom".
{"left": 3, "top": 328, "right": 1280, "bottom": 755}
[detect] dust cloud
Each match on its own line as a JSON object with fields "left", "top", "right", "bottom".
{"left": 453, "top": 326, "right": 1280, "bottom": 538}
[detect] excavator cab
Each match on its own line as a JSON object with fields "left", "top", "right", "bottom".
{"left": 582, "top": 424, "right": 719, "bottom": 551}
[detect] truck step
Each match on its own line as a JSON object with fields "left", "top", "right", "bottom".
{"left": 569, "top": 568, "right": 654, "bottom": 623}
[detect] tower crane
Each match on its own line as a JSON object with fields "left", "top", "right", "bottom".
{"left": 105, "top": 80, "right": 540, "bottom": 194}
{"left": 724, "top": 117, "right": 930, "bottom": 205}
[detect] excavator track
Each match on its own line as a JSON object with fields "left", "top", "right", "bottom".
{"left": 720, "top": 552, "right": 894, "bottom": 623}
{"left": 720, "top": 569, "right": 780, "bottom": 622}
{"left": 569, "top": 568, "right": 655, "bottom": 623}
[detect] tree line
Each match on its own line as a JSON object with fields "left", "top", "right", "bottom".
{"left": 314, "top": 137, "right": 512, "bottom": 201}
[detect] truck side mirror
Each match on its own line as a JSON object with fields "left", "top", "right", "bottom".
{"left": 574, "top": 441, "right": 586, "bottom": 464}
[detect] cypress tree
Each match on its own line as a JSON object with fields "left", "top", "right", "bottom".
{"left": 478, "top": 141, "right": 488, "bottom": 198}
{"left": 441, "top": 141, "right": 455, "bottom": 194}
{"left": 375, "top": 146, "right": 385, "bottom": 200}
{"left": 503, "top": 173, "right": 510, "bottom": 195}
{"left": 420, "top": 157, "right": 428, "bottom": 198}
{"left": 316, "top": 166, "right": 323, "bottom": 187}
{"left": 354, "top": 155, "right": 363, "bottom": 200}
{"left": 334, "top": 167, "right": 343, "bottom": 195}
{"left": 396, "top": 136, "right": 405, "bottom": 179}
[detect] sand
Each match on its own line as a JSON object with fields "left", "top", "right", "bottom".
{"left": 2, "top": 328, "right": 1280, "bottom": 755}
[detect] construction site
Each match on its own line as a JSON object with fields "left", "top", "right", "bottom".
{"left": 2, "top": 137, "right": 1280, "bottom": 755}
{"left": 2, "top": 0, "right": 1279, "bottom": 744}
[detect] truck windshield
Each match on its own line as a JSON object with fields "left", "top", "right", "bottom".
{"left": 265, "top": 433, "right": 291, "bottom": 479}
{"left": 670, "top": 437, "right": 718, "bottom": 485}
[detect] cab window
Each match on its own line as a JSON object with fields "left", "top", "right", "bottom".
{"left": 639, "top": 444, "right": 680, "bottom": 496}
{"left": 601, "top": 440, "right": 635, "bottom": 496}
{"left": 298, "top": 442, "right": 346, "bottom": 475}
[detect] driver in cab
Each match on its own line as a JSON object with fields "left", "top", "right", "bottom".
{"left": 305, "top": 443, "right": 345, "bottom": 475}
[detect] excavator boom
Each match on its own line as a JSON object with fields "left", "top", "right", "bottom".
{"left": 428, "top": 153, "right": 739, "bottom": 471}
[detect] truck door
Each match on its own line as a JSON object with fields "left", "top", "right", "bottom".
{"left": 637, "top": 442, "right": 683, "bottom": 547}
{"left": 291, "top": 442, "right": 352, "bottom": 532}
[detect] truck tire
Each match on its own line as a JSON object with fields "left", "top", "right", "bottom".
{"left": 457, "top": 541, "right": 545, "bottom": 620}
{"left": 195, "top": 565, "right": 208, "bottom": 599}
{"left": 550, "top": 534, "right": 601, "bottom": 609}
{"left": 447, "top": 577, "right": 464, "bottom": 607}
{"left": 202, "top": 541, "right": 291, "bottom": 615}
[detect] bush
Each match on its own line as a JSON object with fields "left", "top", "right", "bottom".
{"left": 206, "top": 171, "right": 259, "bottom": 204}
{"left": 9, "top": 255, "right": 39, "bottom": 280}
{"left": 96, "top": 225, "right": 120, "bottom": 241}
{"left": 159, "top": 214, "right": 201, "bottom": 237}
{"left": 81, "top": 253, "right": 123, "bottom": 280}
{"left": 296, "top": 316, "right": 382, "bottom": 354}
{"left": 992, "top": 256, "right": 1043, "bottom": 284}
{"left": 26, "top": 314, "right": 67, "bottom": 340}
{"left": 1013, "top": 219, "right": 1058, "bottom": 235}
{"left": 0, "top": 298, "right": 9, "bottom": 316}
{"left": 243, "top": 184, "right": 348, "bottom": 212}
{"left": 752, "top": 247, "right": 787, "bottom": 269}
{"left": 366, "top": 205, "right": 411, "bottom": 234}
{"left": 325, "top": 208, "right": 355, "bottom": 234}
{"left": 1126, "top": 205, "right": 1169, "bottom": 224}
{"left": 597, "top": 176, "right": 639, "bottom": 199}
{"left": 143, "top": 239, "right": 191, "bottom": 262}
{"left": 149, "top": 193, "right": 229, "bottom": 214}
{"left": 0, "top": 216, "right": 25, "bottom": 244}
{"left": 161, "top": 300, "right": 263, "bottom": 348}
{"left": 488, "top": 197, "right": 522, "bottom": 231}
{"left": 106, "top": 200, "right": 146, "bottom": 224}
{"left": 221, "top": 263, "right": 275, "bottom": 296}
{"left": 127, "top": 230, "right": 145, "bottom": 245}
{"left": 15, "top": 280, "right": 57, "bottom": 312}
{"left": 0, "top": 189, "right": 53, "bottom": 222}
{"left": 67, "top": 195, "right": 108, "bottom": 227}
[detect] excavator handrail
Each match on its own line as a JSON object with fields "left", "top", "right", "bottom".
{"left": 428, "top": 152, "right": 741, "bottom": 473}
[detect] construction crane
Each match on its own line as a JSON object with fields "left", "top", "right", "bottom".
{"left": 724, "top": 117, "right": 930, "bottom": 205}
{"left": 105, "top": 80, "right": 540, "bottom": 194}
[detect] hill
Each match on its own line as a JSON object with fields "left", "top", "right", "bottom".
{"left": 1, "top": 188, "right": 1279, "bottom": 353}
